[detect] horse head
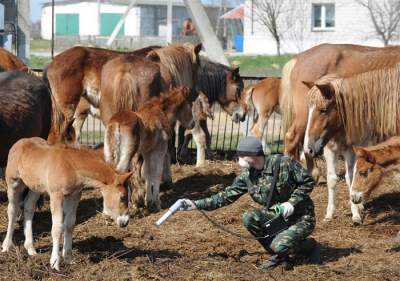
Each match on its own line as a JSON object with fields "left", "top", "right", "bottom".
{"left": 350, "top": 146, "right": 383, "bottom": 205}
{"left": 303, "top": 79, "right": 342, "bottom": 157}
{"left": 101, "top": 172, "right": 132, "bottom": 228}
{"left": 222, "top": 66, "right": 243, "bottom": 117}
{"left": 232, "top": 85, "right": 252, "bottom": 123}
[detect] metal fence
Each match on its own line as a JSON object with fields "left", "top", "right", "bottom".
{"left": 79, "top": 76, "right": 284, "bottom": 156}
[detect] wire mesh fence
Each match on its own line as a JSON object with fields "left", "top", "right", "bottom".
{"left": 79, "top": 76, "right": 284, "bottom": 155}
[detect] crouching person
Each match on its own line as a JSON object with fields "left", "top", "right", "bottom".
{"left": 179, "top": 136, "right": 320, "bottom": 270}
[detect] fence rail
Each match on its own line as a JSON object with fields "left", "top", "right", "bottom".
{"left": 79, "top": 76, "right": 284, "bottom": 155}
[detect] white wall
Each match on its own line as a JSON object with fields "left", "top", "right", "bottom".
{"left": 243, "top": 0, "right": 400, "bottom": 55}
{"left": 41, "top": 2, "right": 140, "bottom": 40}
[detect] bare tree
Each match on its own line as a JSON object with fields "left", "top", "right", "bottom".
{"left": 250, "top": 0, "right": 288, "bottom": 56}
{"left": 356, "top": 0, "right": 400, "bottom": 46}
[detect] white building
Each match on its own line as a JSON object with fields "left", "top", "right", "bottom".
{"left": 243, "top": 0, "right": 400, "bottom": 55}
{"left": 41, "top": 0, "right": 235, "bottom": 40}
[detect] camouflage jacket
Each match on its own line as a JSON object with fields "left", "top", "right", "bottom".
{"left": 194, "top": 154, "right": 315, "bottom": 211}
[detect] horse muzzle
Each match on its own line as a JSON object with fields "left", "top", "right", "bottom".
{"left": 116, "top": 214, "right": 129, "bottom": 228}
{"left": 350, "top": 191, "right": 364, "bottom": 205}
{"left": 307, "top": 138, "right": 325, "bottom": 157}
{"left": 232, "top": 110, "right": 246, "bottom": 123}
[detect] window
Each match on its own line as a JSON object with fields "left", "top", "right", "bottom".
{"left": 312, "top": 3, "right": 335, "bottom": 31}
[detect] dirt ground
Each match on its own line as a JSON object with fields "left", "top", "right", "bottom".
{"left": 0, "top": 159, "right": 399, "bottom": 281}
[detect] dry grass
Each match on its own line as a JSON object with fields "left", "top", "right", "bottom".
{"left": 0, "top": 160, "right": 399, "bottom": 281}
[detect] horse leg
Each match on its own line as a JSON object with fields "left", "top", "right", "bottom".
{"left": 62, "top": 192, "right": 80, "bottom": 265}
{"left": 2, "top": 179, "right": 24, "bottom": 252}
{"left": 23, "top": 191, "right": 41, "bottom": 255}
{"left": 178, "top": 130, "right": 192, "bottom": 163}
{"left": 144, "top": 143, "right": 167, "bottom": 212}
{"left": 72, "top": 98, "right": 90, "bottom": 142}
{"left": 49, "top": 194, "right": 64, "bottom": 271}
{"left": 284, "top": 124, "right": 301, "bottom": 160}
{"left": 193, "top": 128, "right": 206, "bottom": 167}
{"left": 199, "top": 119, "right": 213, "bottom": 160}
{"left": 343, "top": 148, "right": 363, "bottom": 225}
{"left": 323, "top": 146, "right": 338, "bottom": 222}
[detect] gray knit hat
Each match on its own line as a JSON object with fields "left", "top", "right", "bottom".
{"left": 236, "top": 136, "right": 264, "bottom": 157}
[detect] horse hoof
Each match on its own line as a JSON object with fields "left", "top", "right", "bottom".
{"left": 50, "top": 257, "right": 60, "bottom": 271}
{"left": 352, "top": 218, "right": 363, "bottom": 226}
{"left": 322, "top": 217, "right": 332, "bottom": 223}
{"left": 2, "top": 242, "right": 14, "bottom": 252}
{"left": 26, "top": 246, "right": 37, "bottom": 256}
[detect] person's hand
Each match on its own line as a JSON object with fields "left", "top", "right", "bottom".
{"left": 274, "top": 202, "right": 294, "bottom": 219}
{"left": 179, "top": 199, "right": 197, "bottom": 211}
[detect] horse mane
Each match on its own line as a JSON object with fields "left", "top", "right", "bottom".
{"left": 309, "top": 66, "right": 400, "bottom": 142}
{"left": 362, "top": 137, "right": 400, "bottom": 166}
{"left": 153, "top": 44, "right": 196, "bottom": 87}
{"left": 137, "top": 86, "right": 189, "bottom": 134}
{"left": 280, "top": 58, "right": 297, "bottom": 135}
{"left": 196, "top": 57, "right": 232, "bottom": 104}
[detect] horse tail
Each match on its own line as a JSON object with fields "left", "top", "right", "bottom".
{"left": 113, "top": 72, "right": 138, "bottom": 112}
{"left": 43, "top": 67, "right": 66, "bottom": 143}
{"left": 104, "top": 112, "right": 142, "bottom": 173}
{"left": 280, "top": 58, "right": 297, "bottom": 135}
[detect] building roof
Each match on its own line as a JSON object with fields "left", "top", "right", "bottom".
{"left": 42, "top": 0, "right": 238, "bottom": 8}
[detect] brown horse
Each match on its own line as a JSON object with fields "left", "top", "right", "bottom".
{"left": 0, "top": 71, "right": 52, "bottom": 168}
{"left": 304, "top": 64, "right": 400, "bottom": 223}
{"left": 351, "top": 137, "right": 400, "bottom": 205}
{"left": 0, "top": 48, "right": 28, "bottom": 72}
{"left": 2, "top": 137, "right": 131, "bottom": 270}
{"left": 45, "top": 45, "right": 160, "bottom": 144}
{"left": 104, "top": 87, "right": 195, "bottom": 212}
{"left": 281, "top": 44, "right": 400, "bottom": 174}
{"left": 233, "top": 77, "right": 281, "bottom": 139}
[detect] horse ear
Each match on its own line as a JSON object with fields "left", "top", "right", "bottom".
{"left": 315, "top": 83, "right": 335, "bottom": 99}
{"left": 146, "top": 50, "right": 160, "bottom": 62}
{"left": 353, "top": 146, "right": 375, "bottom": 163}
{"left": 194, "top": 43, "right": 202, "bottom": 54}
{"left": 118, "top": 172, "right": 133, "bottom": 185}
{"left": 302, "top": 81, "right": 314, "bottom": 89}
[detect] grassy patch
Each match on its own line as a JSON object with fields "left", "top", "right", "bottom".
{"left": 228, "top": 55, "right": 292, "bottom": 77}
{"left": 30, "top": 39, "right": 51, "bottom": 51}
{"left": 29, "top": 55, "right": 51, "bottom": 69}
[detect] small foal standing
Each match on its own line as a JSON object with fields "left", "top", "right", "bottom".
{"left": 2, "top": 137, "right": 131, "bottom": 270}
{"left": 104, "top": 86, "right": 195, "bottom": 212}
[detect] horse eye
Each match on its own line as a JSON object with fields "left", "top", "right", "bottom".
{"left": 320, "top": 108, "right": 328, "bottom": 114}
{"left": 359, "top": 171, "right": 368, "bottom": 177}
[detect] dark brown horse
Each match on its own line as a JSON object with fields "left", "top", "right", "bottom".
{"left": 0, "top": 71, "right": 52, "bottom": 167}
{"left": 45, "top": 45, "right": 160, "bottom": 144}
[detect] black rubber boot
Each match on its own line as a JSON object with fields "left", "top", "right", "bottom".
{"left": 297, "top": 238, "right": 321, "bottom": 264}
{"left": 258, "top": 253, "right": 292, "bottom": 271}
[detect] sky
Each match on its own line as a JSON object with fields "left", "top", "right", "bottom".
{"left": 30, "top": 0, "right": 243, "bottom": 22}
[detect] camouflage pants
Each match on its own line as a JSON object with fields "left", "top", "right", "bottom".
{"left": 242, "top": 202, "right": 315, "bottom": 255}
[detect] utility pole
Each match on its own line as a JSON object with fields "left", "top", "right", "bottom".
{"left": 166, "top": 0, "right": 173, "bottom": 43}
{"left": 17, "top": 0, "right": 30, "bottom": 62}
{"left": 183, "top": 0, "right": 229, "bottom": 66}
{"left": 107, "top": 0, "right": 137, "bottom": 47}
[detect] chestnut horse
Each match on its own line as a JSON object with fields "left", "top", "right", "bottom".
{"left": 233, "top": 77, "right": 281, "bottom": 140}
{"left": 104, "top": 87, "right": 195, "bottom": 212}
{"left": 304, "top": 64, "right": 400, "bottom": 224}
{"left": 0, "top": 48, "right": 28, "bottom": 72}
{"left": 2, "top": 137, "right": 131, "bottom": 271}
{"left": 0, "top": 71, "right": 52, "bottom": 168}
{"left": 351, "top": 137, "right": 400, "bottom": 206}
{"left": 45, "top": 45, "right": 160, "bottom": 143}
